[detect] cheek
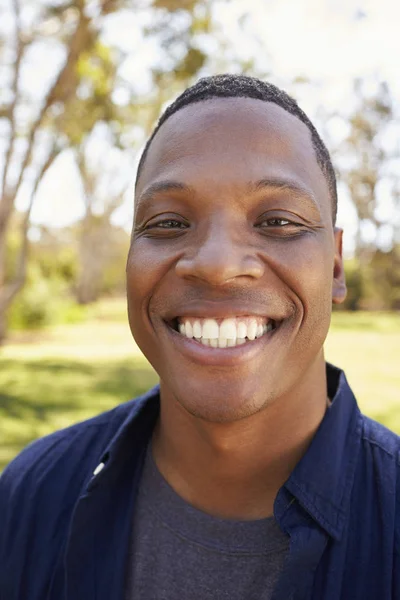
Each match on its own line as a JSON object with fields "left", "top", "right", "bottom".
{"left": 126, "top": 242, "right": 175, "bottom": 353}
{"left": 272, "top": 233, "right": 333, "bottom": 296}
{"left": 261, "top": 234, "right": 333, "bottom": 346}
{"left": 127, "top": 241, "right": 171, "bottom": 298}
{"left": 281, "top": 236, "right": 334, "bottom": 345}
{"left": 126, "top": 245, "right": 158, "bottom": 335}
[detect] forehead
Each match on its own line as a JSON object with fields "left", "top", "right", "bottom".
{"left": 136, "top": 97, "right": 330, "bottom": 212}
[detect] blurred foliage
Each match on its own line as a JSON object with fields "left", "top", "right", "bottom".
{"left": 8, "top": 272, "right": 56, "bottom": 329}
{"left": 334, "top": 79, "right": 400, "bottom": 263}
{"left": 338, "top": 245, "right": 400, "bottom": 311}
{"left": 361, "top": 247, "right": 400, "bottom": 310}
{"left": 340, "top": 259, "right": 364, "bottom": 311}
{"left": 4, "top": 217, "right": 129, "bottom": 332}
{"left": 6, "top": 260, "right": 85, "bottom": 331}
{"left": 154, "top": 0, "right": 198, "bottom": 10}
{"left": 0, "top": 0, "right": 222, "bottom": 342}
{"left": 75, "top": 213, "right": 130, "bottom": 303}
{"left": 6, "top": 274, "right": 86, "bottom": 330}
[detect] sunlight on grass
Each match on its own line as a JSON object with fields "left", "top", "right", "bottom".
{"left": 0, "top": 355, "right": 158, "bottom": 471}
{"left": 1, "top": 299, "right": 399, "bottom": 472}
{"left": 326, "top": 312, "right": 400, "bottom": 431}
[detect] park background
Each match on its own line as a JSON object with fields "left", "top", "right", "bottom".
{"left": 0, "top": 0, "right": 399, "bottom": 472}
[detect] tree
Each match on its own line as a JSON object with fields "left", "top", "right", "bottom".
{"left": 336, "top": 79, "right": 400, "bottom": 264}
{"left": 0, "top": 0, "right": 223, "bottom": 341}
{"left": 0, "top": 0, "right": 120, "bottom": 341}
{"left": 74, "top": 134, "right": 130, "bottom": 304}
{"left": 70, "top": 0, "right": 217, "bottom": 304}
{"left": 329, "top": 79, "right": 400, "bottom": 310}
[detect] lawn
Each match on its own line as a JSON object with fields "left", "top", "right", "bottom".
{"left": 0, "top": 299, "right": 399, "bottom": 472}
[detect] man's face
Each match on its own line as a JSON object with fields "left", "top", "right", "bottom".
{"left": 127, "top": 98, "right": 346, "bottom": 422}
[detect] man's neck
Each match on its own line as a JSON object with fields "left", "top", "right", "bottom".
{"left": 152, "top": 360, "right": 330, "bottom": 520}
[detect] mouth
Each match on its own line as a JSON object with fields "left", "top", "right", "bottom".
{"left": 166, "top": 315, "right": 279, "bottom": 349}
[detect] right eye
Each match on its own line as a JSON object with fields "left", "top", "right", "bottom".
{"left": 147, "top": 219, "right": 187, "bottom": 229}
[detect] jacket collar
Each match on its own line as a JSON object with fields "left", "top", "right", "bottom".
{"left": 86, "top": 363, "right": 362, "bottom": 541}
{"left": 283, "top": 363, "right": 362, "bottom": 541}
{"left": 85, "top": 386, "right": 161, "bottom": 494}
{"left": 65, "top": 389, "right": 161, "bottom": 600}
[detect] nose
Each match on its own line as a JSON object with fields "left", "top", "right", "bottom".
{"left": 175, "top": 223, "right": 265, "bottom": 286}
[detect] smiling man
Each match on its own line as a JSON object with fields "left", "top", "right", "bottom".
{"left": 1, "top": 75, "right": 399, "bottom": 600}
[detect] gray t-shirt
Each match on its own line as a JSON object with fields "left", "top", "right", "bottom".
{"left": 124, "top": 444, "right": 289, "bottom": 599}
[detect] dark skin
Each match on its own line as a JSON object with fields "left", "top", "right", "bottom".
{"left": 127, "top": 98, "right": 346, "bottom": 520}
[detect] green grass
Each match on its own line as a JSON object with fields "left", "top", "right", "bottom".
{"left": 325, "top": 311, "right": 400, "bottom": 433}
{"left": 0, "top": 299, "right": 399, "bottom": 472}
{"left": 0, "top": 356, "right": 158, "bottom": 471}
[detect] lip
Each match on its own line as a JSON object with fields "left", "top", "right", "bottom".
{"left": 163, "top": 320, "right": 281, "bottom": 367}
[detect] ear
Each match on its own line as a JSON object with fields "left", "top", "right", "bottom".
{"left": 332, "top": 227, "right": 347, "bottom": 305}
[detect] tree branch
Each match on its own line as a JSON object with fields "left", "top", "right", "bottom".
{"left": 10, "top": 6, "right": 92, "bottom": 213}
{"left": 0, "top": 145, "right": 60, "bottom": 309}
{"left": 76, "top": 145, "right": 95, "bottom": 215}
{"left": 0, "top": 0, "right": 23, "bottom": 232}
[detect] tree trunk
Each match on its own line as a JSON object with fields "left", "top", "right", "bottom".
{"left": 0, "top": 308, "right": 7, "bottom": 345}
{"left": 75, "top": 216, "right": 105, "bottom": 305}
{"left": 0, "top": 219, "right": 11, "bottom": 344}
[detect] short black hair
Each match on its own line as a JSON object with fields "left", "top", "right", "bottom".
{"left": 136, "top": 74, "right": 337, "bottom": 223}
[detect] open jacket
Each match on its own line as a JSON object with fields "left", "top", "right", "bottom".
{"left": 0, "top": 363, "right": 399, "bottom": 600}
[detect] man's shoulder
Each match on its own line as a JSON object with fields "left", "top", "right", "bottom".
{"left": 360, "top": 413, "right": 400, "bottom": 463}
{"left": 0, "top": 386, "right": 160, "bottom": 584}
{"left": 1, "top": 400, "right": 128, "bottom": 484}
{"left": 0, "top": 386, "right": 159, "bottom": 501}
{"left": 357, "top": 413, "right": 400, "bottom": 507}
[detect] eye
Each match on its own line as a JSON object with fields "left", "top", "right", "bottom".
{"left": 137, "top": 216, "right": 189, "bottom": 238}
{"left": 148, "top": 219, "right": 186, "bottom": 229}
{"left": 143, "top": 217, "right": 188, "bottom": 230}
{"left": 262, "top": 218, "right": 292, "bottom": 227}
{"left": 255, "top": 215, "right": 306, "bottom": 237}
{"left": 258, "top": 217, "right": 299, "bottom": 228}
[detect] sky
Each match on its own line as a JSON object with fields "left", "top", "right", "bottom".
{"left": 18, "top": 0, "right": 400, "bottom": 255}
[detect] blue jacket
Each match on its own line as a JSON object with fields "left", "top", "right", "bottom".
{"left": 1, "top": 364, "right": 399, "bottom": 599}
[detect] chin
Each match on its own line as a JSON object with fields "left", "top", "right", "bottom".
{"left": 174, "top": 385, "right": 270, "bottom": 424}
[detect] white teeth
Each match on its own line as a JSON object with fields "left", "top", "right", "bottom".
{"left": 202, "top": 319, "right": 219, "bottom": 339}
{"left": 237, "top": 322, "right": 247, "bottom": 338}
{"left": 176, "top": 316, "right": 275, "bottom": 348}
{"left": 219, "top": 318, "right": 237, "bottom": 339}
{"left": 193, "top": 320, "right": 202, "bottom": 338}
{"left": 247, "top": 319, "right": 258, "bottom": 340}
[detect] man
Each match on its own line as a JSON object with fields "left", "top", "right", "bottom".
{"left": 0, "top": 74, "right": 399, "bottom": 600}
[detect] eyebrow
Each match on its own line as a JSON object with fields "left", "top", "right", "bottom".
{"left": 136, "top": 177, "right": 319, "bottom": 212}
{"left": 137, "top": 181, "right": 194, "bottom": 208}
{"left": 252, "top": 177, "right": 319, "bottom": 210}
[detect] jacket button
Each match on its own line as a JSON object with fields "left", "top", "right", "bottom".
{"left": 93, "top": 462, "right": 105, "bottom": 476}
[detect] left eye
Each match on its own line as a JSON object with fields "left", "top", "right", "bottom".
{"left": 260, "top": 218, "right": 292, "bottom": 227}
{"left": 150, "top": 219, "right": 186, "bottom": 229}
